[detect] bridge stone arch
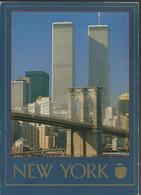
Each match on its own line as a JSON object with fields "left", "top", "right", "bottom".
{"left": 71, "top": 88, "right": 84, "bottom": 122}
{"left": 66, "top": 87, "right": 102, "bottom": 157}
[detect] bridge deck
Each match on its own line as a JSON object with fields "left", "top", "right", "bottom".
{"left": 11, "top": 111, "right": 94, "bottom": 129}
{"left": 11, "top": 111, "right": 129, "bottom": 137}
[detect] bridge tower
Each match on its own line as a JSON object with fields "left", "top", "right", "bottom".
{"left": 66, "top": 87, "right": 103, "bottom": 157}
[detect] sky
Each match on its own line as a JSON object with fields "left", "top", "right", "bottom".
{"left": 11, "top": 11, "right": 129, "bottom": 106}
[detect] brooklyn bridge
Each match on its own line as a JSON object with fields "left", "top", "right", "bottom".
{"left": 11, "top": 87, "right": 129, "bottom": 157}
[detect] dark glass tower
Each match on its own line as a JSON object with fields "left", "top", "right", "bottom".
{"left": 25, "top": 71, "right": 49, "bottom": 103}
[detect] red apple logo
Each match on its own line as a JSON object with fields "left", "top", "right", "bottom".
{"left": 115, "top": 163, "right": 127, "bottom": 179}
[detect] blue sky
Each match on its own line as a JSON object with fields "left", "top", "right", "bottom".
{"left": 12, "top": 12, "right": 129, "bottom": 105}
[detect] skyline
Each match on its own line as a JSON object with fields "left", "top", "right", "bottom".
{"left": 12, "top": 11, "right": 129, "bottom": 105}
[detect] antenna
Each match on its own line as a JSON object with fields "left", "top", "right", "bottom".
{"left": 98, "top": 12, "right": 101, "bottom": 25}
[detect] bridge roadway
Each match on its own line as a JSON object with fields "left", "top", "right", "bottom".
{"left": 11, "top": 111, "right": 129, "bottom": 138}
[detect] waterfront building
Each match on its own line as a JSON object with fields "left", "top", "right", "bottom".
{"left": 21, "top": 96, "right": 54, "bottom": 149}
{"left": 118, "top": 92, "right": 129, "bottom": 116}
{"left": 39, "top": 125, "right": 53, "bottom": 149}
{"left": 14, "top": 137, "right": 28, "bottom": 153}
{"left": 103, "top": 106, "right": 118, "bottom": 127}
{"left": 28, "top": 102, "right": 38, "bottom": 113}
{"left": 103, "top": 106, "right": 113, "bottom": 126}
{"left": 36, "top": 96, "right": 52, "bottom": 116}
{"left": 21, "top": 122, "right": 39, "bottom": 149}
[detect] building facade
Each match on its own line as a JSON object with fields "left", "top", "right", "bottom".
{"left": 21, "top": 97, "right": 53, "bottom": 149}
{"left": 118, "top": 92, "right": 129, "bottom": 116}
{"left": 88, "top": 25, "right": 110, "bottom": 111}
{"left": 11, "top": 80, "right": 29, "bottom": 110}
{"left": 25, "top": 71, "right": 49, "bottom": 103}
{"left": 52, "top": 22, "right": 75, "bottom": 111}
{"left": 36, "top": 96, "right": 52, "bottom": 116}
{"left": 17, "top": 76, "right": 31, "bottom": 103}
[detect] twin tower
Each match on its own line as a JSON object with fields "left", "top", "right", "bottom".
{"left": 52, "top": 22, "right": 110, "bottom": 112}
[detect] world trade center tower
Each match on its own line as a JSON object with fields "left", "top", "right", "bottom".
{"left": 88, "top": 25, "right": 110, "bottom": 111}
{"left": 52, "top": 22, "right": 75, "bottom": 112}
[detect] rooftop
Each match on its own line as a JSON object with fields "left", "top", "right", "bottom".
{"left": 119, "top": 92, "right": 129, "bottom": 101}
{"left": 52, "top": 22, "right": 73, "bottom": 25}
{"left": 88, "top": 25, "right": 108, "bottom": 28}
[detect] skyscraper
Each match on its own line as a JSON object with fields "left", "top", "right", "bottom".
{"left": 17, "top": 76, "right": 31, "bottom": 103}
{"left": 118, "top": 92, "right": 129, "bottom": 116}
{"left": 88, "top": 25, "right": 110, "bottom": 110}
{"left": 52, "top": 22, "right": 75, "bottom": 110}
{"left": 25, "top": 71, "right": 49, "bottom": 103}
{"left": 11, "top": 80, "right": 29, "bottom": 110}
{"left": 11, "top": 79, "right": 30, "bottom": 143}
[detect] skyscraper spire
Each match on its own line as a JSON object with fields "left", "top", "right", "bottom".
{"left": 98, "top": 12, "right": 101, "bottom": 25}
